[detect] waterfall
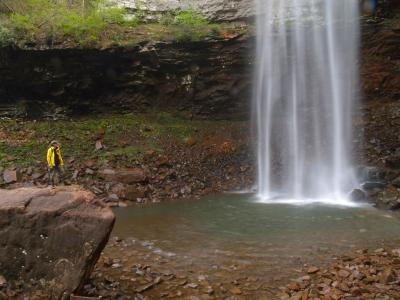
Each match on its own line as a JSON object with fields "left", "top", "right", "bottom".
{"left": 254, "top": 0, "right": 359, "bottom": 203}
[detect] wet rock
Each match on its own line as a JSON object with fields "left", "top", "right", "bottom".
{"left": 124, "top": 185, "right": 146, "bottom": 201}
{"left": 350, "top": 189, "right": 367, "bottom": 202}
{"left": 0, "top": 186, "right": 115, "bottom": 298}
{"left": 357, "top": 166, "right": 386, "bottom": 182}
{"left": 374, "top": 186, "right": 400, "bottom": 210}
{"left": 384, "top": 169, "right": 400, "bottom": 181}
{"left": 392, "top": 176, "right": 400, "bottom": 188}
{"left": 361, "top": 181, "right": 387, "bottom": 192}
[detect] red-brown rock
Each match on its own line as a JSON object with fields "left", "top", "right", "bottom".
{"left": 307, "top": 267, "right": 320, "bottom": 274}
{"left": 3, "top": 169, "right": 18, "bottom": 184}
{"left": 99, "top": 168, "right": 147, "bottom": 184}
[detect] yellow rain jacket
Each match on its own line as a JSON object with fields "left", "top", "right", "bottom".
{"left": 47, "top": 146, "right": 64, "bottom": 168}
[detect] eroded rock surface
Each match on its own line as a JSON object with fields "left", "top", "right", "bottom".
{"left": 118, "top": 0, "right": 254, "bottom": 21}
{"left": 0, "top": 186, "right": 115, "bottom": 299}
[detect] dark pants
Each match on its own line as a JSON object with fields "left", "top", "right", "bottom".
{"left": 48, "top": 166, "right": 64, "bottom": 186}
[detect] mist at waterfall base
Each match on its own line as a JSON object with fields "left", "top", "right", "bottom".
{"left": 253, "top": 0, "right": 360, "bottom": 205}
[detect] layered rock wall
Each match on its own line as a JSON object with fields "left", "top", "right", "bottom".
{"left": 117, "top": 0, "right": 254, "bottom": 21}
{"left": 0, "top": 37, "right": 253, "bottom": 119}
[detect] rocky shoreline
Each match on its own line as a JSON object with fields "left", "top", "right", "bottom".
{"left": 0, "top": 114, "right": 254, "bottom": 208}
{"left": 3, "top": 107, "right": 400, "bottom": 211}
{"left": 77, "top": 236, "right": 400, "bottom": 300}
{"left": 281, "top": 247, "right": 400, "bottom": 300}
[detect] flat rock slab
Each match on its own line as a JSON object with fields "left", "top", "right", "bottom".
{"left": 0, "top": 186, "right": 115, "bottom": 299}
{"left": 99, "top": 168, "right": 147, "bottom": 184}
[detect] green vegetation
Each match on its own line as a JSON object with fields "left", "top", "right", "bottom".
{"left": 0, "top": 112, "right": 203, "bottom": 167}
{"left": 158, "top": 9, "right": 220, "bottom": 42}
{"left": 2, "top": 0, "right": 135, "bottom": 46}
{"left": 0, "top": 24, "right": 14, "bottom": 46}
{"left": 0, "top": 0, "right": 234, "bottom": 47}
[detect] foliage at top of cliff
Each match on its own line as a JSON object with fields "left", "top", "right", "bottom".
{"left": 0, "top": 0, "right": 246, "bottom": 48}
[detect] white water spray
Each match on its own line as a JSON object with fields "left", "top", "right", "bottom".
{"left": 254, "top": 0, "right": 359, "bottom": 203}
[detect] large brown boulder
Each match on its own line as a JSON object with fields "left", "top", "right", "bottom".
{"left": 0, "top": 186, "right": 115, "bottom": 299}
{"left": 99, "top": 168, "right": 147, "bottom": 184}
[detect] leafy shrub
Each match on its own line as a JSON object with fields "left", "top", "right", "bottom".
{"left": 159, "top": 12, "right": 175, "bottom": 26}
{"left": 60, "top": 13, "right": 105, "bottom": 44}
{"left": 168, "top": 9, "right": 213, "bottom": 42}
{"left": 0, "top": 25, "right": 14, "bottom": 46}
{"left": 9, "top": 14, "right": 34, "bottom": 32}
{"left": 6, "top": 0, "right": 134, "bottom": 46}
{"left": 174, "top": 9, "right": 208, "bottom": 26}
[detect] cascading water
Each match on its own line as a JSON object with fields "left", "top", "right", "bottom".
{"left": 254, "top": 0, "right": 359, "bottom": 203}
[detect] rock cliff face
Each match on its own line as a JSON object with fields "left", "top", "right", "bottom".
{"left": 0, "top": 186, "right": 115, "bottom": 299}
{"left": 0, "top": 1, "right": 398, "bottom": 121}
{"left": 117, "top": 0, "right": 254, "bottom": 21}
{"left": 0, "top": 37, "right": 253, "bottom": 119}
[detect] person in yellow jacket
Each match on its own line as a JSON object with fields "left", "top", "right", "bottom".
{"left": 47, "top": 140, "right": 65, "bottom": 187}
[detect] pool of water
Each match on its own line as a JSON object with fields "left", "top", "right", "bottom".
{"left": 112, "top": 194, "right": 400, "bottom": 285}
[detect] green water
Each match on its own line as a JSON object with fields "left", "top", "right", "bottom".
{"left": 114, "top": 194, "right": 400, "bottom": 242}
{"left": 112, "top": 194, "right": 400, "bottom": 281}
